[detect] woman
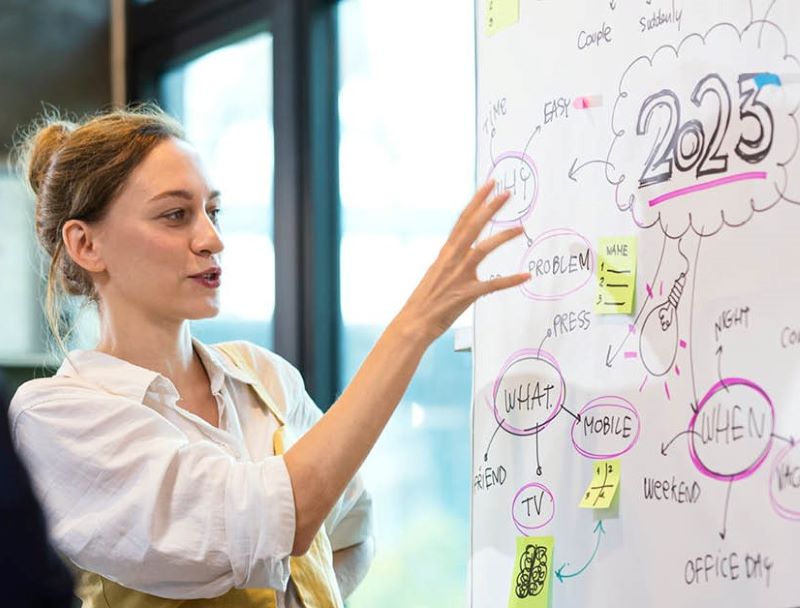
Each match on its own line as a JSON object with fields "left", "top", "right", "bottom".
{"left": 8, "top": 105, "right": 527, "bottom": 606}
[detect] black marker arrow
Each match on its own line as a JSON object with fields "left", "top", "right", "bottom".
{"left": 521, "top": 223, "right": 534, "bottom": 246}
{"left": 535, "top": 423, "right": 542, "bottom": 476}
{"left": 605, "top": 345, "right": 614, "bottom": 368}
{"left": 521, "top": 125, "right": 542, "bottom": 161}
{"left": 771, "top": 433, "right": 796, "bottom": 446}
{"left": 538, "top": 329, "right": 552, "bottom": 355}
{"left": 660, "top": 429, "right": 705, "bottom": 456}
{"left": 716, "top": 345, "right": 728, "bottom": 392}
{"left": 561, "top": 404, "right": 582, "bottom": 423}
{"left": 605, "top": 293, "right": 652, "bottom": 368}
{"left": 605, "top": 331, "right": 632, "bottom": 368}
{"left": 720, "top": 480, "right": 733, "bottom": 540}
{"left": 484, "top": 417, "right": 505, "bottom": 462}
{"left": 568, "top": 158, "right": 615, "bottom": 182}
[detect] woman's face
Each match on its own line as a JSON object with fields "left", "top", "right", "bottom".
{"left": 91, "top": 137, "right": 224, "bottom": 324}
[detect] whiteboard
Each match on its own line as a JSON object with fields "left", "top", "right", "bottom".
{"left": 472, "top": 1, "right": 800, "bottom": 606}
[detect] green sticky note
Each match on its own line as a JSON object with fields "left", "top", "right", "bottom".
{"left": 508, "top": 536, "right": 554, "bottom": 607}
{"left": 579, "top": 459, "right": 621, "bottom": 509}
{"left": 595, "top": 236, "right": 637, "bottom": 315}
{"left": 486, "top": 0, "right": 520, "bottom": 36}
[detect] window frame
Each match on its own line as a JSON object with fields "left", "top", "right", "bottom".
{"left": 127, "top": 0, "right": 341, "bottom": 409}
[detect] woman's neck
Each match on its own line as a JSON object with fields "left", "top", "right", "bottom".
{"left": 94, "top": 310, "right": 199, "bottom": 390}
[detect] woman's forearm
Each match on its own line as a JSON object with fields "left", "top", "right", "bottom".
{"left": 284, "top": 315, "right": 429, "bottom": 554}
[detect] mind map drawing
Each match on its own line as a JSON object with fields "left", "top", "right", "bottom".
{"left": 472, "top": 1, "right": 800, "bottom": 606}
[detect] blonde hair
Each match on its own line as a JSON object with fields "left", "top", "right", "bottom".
{"left": 13, "top": 103, "right": 185, "bottom": 356}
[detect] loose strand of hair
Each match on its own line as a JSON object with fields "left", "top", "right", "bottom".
{"left": 44, "top": 243, "right": 69, "bottom": 360}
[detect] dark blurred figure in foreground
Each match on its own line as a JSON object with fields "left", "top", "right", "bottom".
{"left": 0, "top": 371, "right": 74, "bottom": 607}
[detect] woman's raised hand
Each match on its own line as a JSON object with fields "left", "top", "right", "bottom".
{"left": 395, "top": 179, "right": 531, "bottom": 343}
{"left": 286, "top": 180, "right": 531, "bottom": 554}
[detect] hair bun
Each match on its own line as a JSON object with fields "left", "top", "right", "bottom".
{"left": 23, "top": 120, "right": 76, "bottom": 196}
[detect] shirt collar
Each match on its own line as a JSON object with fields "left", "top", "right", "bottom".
{"left": 192, "top": 338, "right": 256, "bottom": 389}
{"left": 56, "top": 337, "right": 255, "bottom": 403}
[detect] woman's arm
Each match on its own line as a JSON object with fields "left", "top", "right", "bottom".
{"left": 284, "top": 181, "right": 528, "bottom": 554}
{"left": 10, "top": 382, "right": 297, "bottom": 596}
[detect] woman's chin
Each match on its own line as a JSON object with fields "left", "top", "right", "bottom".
{"left": 183, "top": 303, "right": 221, "bottom": 320}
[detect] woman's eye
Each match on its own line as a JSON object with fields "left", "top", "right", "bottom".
{"left": 163, "top": 209, "right": 185, "bottom": 221}
{"left": 208, "top": 208, "right": 222, "bottom": 224}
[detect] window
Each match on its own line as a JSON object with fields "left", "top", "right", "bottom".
{"left": 0, "top": 170, "right": 39, "bottom": 357}
{"left": 338, "top": 1, "right": 476, "bottom": 605}
{"left": 160, "top": 31, "right": 275, "bottom": 348}
{"left": 128, "top": 2, "right": 478, "bottom": 601}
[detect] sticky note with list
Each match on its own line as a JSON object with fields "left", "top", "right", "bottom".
{"left": 486, "top": 0, "right": 519, "bottom": 36}
{"left": 595, "top": 236, "right": 637, "bottom": 315}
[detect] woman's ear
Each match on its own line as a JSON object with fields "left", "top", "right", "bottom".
{"left": 62, "top": 219, "right": 107, "bottom": 274}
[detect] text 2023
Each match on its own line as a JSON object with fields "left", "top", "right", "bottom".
{"left": 637, "top": 73, "right": 774, "bottom": 188}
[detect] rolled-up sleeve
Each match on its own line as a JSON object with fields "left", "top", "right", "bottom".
{"left": 275, "top": 357, "right": 374, "bottom": 552}
{"left": 224, "top": 456, "right": 295, "bottom": 588}
{"left": 326, "top": 484, "right": 373, "bottom": 552}
{"left": 9, "top": 383, "right": 295, "bottom": 599}
{"left": 221, "top": 341, "right": 375, "bottom": 552}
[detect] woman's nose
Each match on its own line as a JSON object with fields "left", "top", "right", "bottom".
{"left": 192, "top": 212, "right": 224, "bottom": 256}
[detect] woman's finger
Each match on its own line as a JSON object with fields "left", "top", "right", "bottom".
{"left": 470, "top": 225, "right": 525, "bottom": 265}
{"left": 471, "top": 178, "right": 498, "bottom": 206}
{"left": 449, "top": 181, "right": 505, "bottom": 244}
{"left": 475, "top": 188, "right": 518, "bottom": 231}
{"left": 474, "top": 272, "right": 531, "bottom": 297}
{"left": 453, "top": 180, "right": 496, "bottom": 230}
{"left": 451, "top": 194, "right": 513, "bottom": 254}
{"left": 456, "top": 189, "right": 517, "bottom": 249}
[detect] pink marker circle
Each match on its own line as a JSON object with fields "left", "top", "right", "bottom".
{"left": 519, "top": 228, "right": 594, "bottom": 301}
{"left": 571, "top": 396, "right": 641, "bottom": 459}
{"left": 511, "top": 482, "right": 555, "bottom": 534}
{"left": 485, "top": 151, "right": 539, "bottom": 225}
{"left": 687, "top": 377, "right": 774, "bottom": 482}
{"left": 492, "top": 348, "right": 565, "bottom": 436}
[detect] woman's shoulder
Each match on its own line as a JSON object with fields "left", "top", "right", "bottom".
{"left": 9, "top": 373, "right": 104, "bottom": 422}
{"left": 10, "top": 347, "right": 145, "bottom": 415}
{"left": 12, "top": 372, "right": 99, "bottom": 402}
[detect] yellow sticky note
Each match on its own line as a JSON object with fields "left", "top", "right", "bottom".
{"left": 508, "top": 536, "right": 554, "bottom": 608}
{"left": 595, "top": 236, "right": 637, "bottom": 315}
{"left": 486, "top": 0, "right": 519, "bottom": 36}
{"left": 580, "top": 459, "right": 620, "bottom": 509}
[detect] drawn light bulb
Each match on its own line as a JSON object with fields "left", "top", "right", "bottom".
{"left": 639, "top": 273, "right": 686, "bottom": 377}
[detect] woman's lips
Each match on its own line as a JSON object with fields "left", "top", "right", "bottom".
{"left": 189, "top": 267, "right": 221, "bottom": 288}
{"left": 191, "top": 274, "right": 221, "bottom": 288}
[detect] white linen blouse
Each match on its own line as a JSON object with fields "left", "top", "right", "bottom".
{"left": 8, "top": 338, "right": 372, "bottom": 605}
